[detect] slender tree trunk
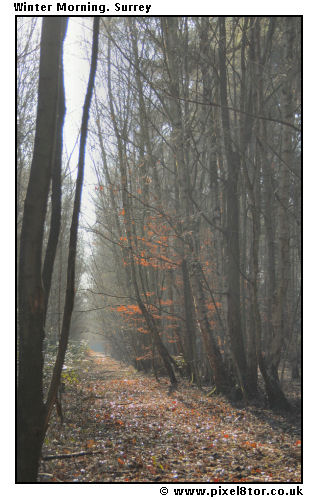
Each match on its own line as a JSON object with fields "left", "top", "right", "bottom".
{"left": 44, "top": 17, "right": 100, "bottom": 430}
{"left": 192, "top": 261, "right": 231, "bottom": 393}
{"left": 181, "top": 259, "right": 200, "bottom": 383}
{"left": 161, "top": 18, "right": 199, "bottom": 383}
{"left": 218, "top": 17, "right": 250, "bottom": 397}
{"left": 257, "top": 18, "right": 295, "bottom": 410}
{"left": 269, "top": 19, "right": 294, "bottom": 380}
{"left": 42, "top": 39, "right": 67, "bottom": 316}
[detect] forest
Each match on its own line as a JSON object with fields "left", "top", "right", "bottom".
{"left": 17, "top": 16, "right": 301, "bottom": 484}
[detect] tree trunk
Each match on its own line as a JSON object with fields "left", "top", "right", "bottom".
{"left": 218, "top": 18, "right": 250, "bottom": 397}
{"left": 256, "top": 18, "right": 293, "bottom": 410}
{"left": 192, "top": 261, "right": 231, "bottom": 394}
{"left": 42, "top": 41, "right": 67, "bottom": 316}
{"left": 181, "top": 259, "right": 199, "bottom": 383}
{"left": 44, "top": 17, "right": 100, "bottom": 430}
{"left": 17, "top": 17, "right": 68, "bottom": 483}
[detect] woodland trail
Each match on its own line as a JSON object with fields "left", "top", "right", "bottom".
{"left": 39, "top": 351, "right": 301, "bottom": 483}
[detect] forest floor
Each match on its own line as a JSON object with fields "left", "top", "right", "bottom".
{"left": 39, "top": 350, "right": 301, "bottom": 483}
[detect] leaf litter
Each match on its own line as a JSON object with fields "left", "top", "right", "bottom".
{"left": 39, "top": 351, "right": 301, "bottom": 483}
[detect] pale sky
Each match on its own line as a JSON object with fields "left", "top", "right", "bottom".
{"left": 63, "top": 17, "right": 97, "bottom": 229}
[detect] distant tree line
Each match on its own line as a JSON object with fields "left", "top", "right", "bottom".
{"left": 86, "top": 17, "right": 301, "bottom": 410}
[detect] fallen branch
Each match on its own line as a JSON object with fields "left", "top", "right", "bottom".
{"left": 42, "top": 449, "right": 104, "bottom": 461}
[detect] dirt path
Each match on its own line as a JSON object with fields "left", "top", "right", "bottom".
{"left": 39, "top": 351, "right": 301, "bottom": 483}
